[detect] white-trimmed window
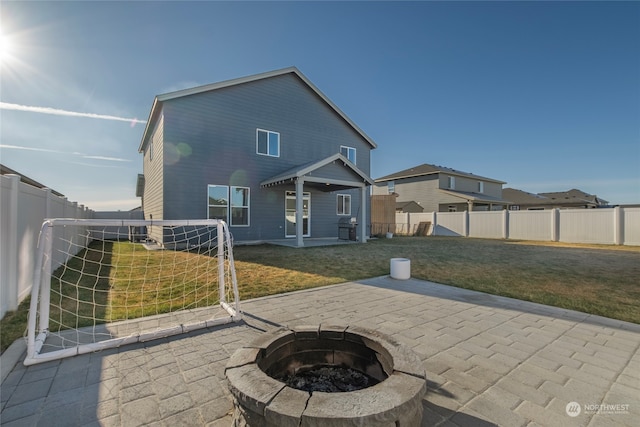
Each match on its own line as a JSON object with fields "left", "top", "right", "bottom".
{"left": 337, "top": 194, "right": 351, "bottom": 215}
{"left": 257, "top": 129, "right": 280, "bottom": 157}
{"left": 230, "top": 186, "right": 250, "bottom": 226}
{"left": 447, "top": 176, "right": 455, "bottom": 189}
{"left": 387, "top": 181, "right": 395, "bottom": 194}
{"left": 208, "top": 185, "right": 250, "bottom": 226}
{"left": 340, "top": 145, "right": 356, "bottom": 164}
{"left": 478, "top": 181, "right": 484, "bottom": 193}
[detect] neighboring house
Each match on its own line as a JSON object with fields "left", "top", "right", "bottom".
{"left": 137, "top": 67, "right": 376, "bottom": 247}
{"left": 1, "top": 164, "right": 65, "bottom": 197}
{"left": 503, "top": 188, "right": 609, "bottom": 210}
{"left": 373, "top": 163, "right": 509, "bottom": 212}
{"left": 396, "top": 201, "right": 423, "bottom": 213}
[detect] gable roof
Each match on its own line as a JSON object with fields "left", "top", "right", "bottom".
{"left": 396, "top": 201, "right": 424, "bottom": 212}
{"left": 260, "top": 153, "right": 373, "bottom": 190}
{"left": 502, "top": 188, "right": 548, "bottom": 205}
{"left": 138, "top": 66, "right": 377, "bottom": 152}
{"left": 538, "top": 189, "right": 608, "bottom": 206}
{"left": 440, "top": 189, "right": 511, "bottom": 205}
{"left": 374, "top": 163, "right": 505, "bottom": 184}
{"left": 503, "top": 188, "right": 609, "bottom": 207}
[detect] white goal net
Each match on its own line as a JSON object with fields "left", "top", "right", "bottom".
{"left": 24, "top": 219, "right": 241, "bottom": 365}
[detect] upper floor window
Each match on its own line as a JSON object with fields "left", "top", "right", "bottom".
{"left": 337, "top": 194, "right": 351, "bottom": 216}
{"left": 387, "top": 181, "right": 395, "bottom": 194}
{"left": 478, "top": 181, "right": 484, "bottom": 193}
{"left": 257, "top": 129, "right": 280, "bottom": 157}
{"left": 340, "top": 145, "right": 356, "bottom": 164}
{"left": 447, "top": 176, "right": 455, "bottom": 189}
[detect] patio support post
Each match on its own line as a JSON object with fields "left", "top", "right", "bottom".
{"left": 359, "top": 185, "right": 367, "bottom": 243}
{"left": 295, "top": 177, "right": 304, "bottom": 247}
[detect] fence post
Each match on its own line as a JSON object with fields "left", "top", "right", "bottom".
{"left": 6, "top": 175, "right": 20, "bottom": 313}
{"left": 614, "top": 206, "right": 623, "bottom": 245}
{"left": 44, "top": 188, "right": 52, "bottom": 219}
{"left": 551, "top": 208, "right": 559, "bottom": 242}
{"left": 431, "top": 211, "right": 437, "bottom": 236}
{"left": 463, "top": 210, "right": 469, "bottom": 237}
{"left": 503, "top": 209, "right": 509, "bottom": 240}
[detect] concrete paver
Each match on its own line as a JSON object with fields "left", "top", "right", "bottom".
{"left": 1, "top": 276, "right": 638, "bottom": 426}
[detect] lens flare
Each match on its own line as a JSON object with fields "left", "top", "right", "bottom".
{"left": 0, "top": 32, "right": 15, "bottom": 66}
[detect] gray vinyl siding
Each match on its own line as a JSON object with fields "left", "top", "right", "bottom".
{"left": 373, "top": 175, "right": 442, "bottom": 212}
{"left": 440, "top": 174, "right": 501, "bottom": 198}
{"left": 143, "top": 114, "right": 164, "bottom": 243}
{"left": 156, "top": 73, "right": 371, "bottom": 241}
{"left": 393, "top": 175, "right": 442, "bottom": 212}
{"left": 480, "top": 181, "right": 502, "bottom": 199}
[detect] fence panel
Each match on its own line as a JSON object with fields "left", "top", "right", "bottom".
{"left": 15, "top": 184, "right": 49, "bottom": 307}
{"left": 0, "top": 174, "right": 95, "bottom": 320}
{"left": 398, "top": 207, "right": 638, "bottom": 246}
{"left": 434, "top": 212, "right": 465, "bottom": 236}
{"left": 558, "top": 209, "right": 615, "bottom": 244}
{"left": 0, "top": 176, "right": 16, "bottom": 319}
{"left": 623, "top": 208, "right": 640, "bottom": 245}
{"left": 396, "top": 212, "right": 413, "bottom": 236}
{"left": 394, "top": 212, "right": 433, "bottom": 236}
{"left": 468, "top": 211, "right": 504, "bottom": 239}
{"left": 509, "top": 210, "right": 553, "bottom": 241}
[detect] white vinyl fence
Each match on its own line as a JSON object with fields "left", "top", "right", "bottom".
{"left": 0, "top": 174, "right": 142, "bottom": 320}
{"left": 1, "top": 174, "right": 94, "bottom": 319}
{"left": 395, "top": 207, "right": 640, "bottom": 246}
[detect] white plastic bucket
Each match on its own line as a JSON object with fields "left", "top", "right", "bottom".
{"left": 390, "top": 258, "right": 411, "bottom": 280}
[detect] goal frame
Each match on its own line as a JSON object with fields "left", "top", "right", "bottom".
{"left": 24, "top": 218, "right": 241, "bottom": 366}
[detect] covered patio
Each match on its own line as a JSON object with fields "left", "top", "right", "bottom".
{"left": 260, "top": 153, "right": 374, "bottom": 247}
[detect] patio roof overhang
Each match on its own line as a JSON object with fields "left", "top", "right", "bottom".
{"left": 440, "top": 189, "right": 511, "bottom": 205}
{"left": 260, "top": 153, "right": 374, "bottom": 192}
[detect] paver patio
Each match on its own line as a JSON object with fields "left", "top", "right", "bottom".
{"left": 1, "top": 276, "right": 638, "bottom": 426}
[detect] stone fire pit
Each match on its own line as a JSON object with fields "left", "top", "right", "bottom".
{"left": 225, "top": 325, "right": 427, "bottom": 426}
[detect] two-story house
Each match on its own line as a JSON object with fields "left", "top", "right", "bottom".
{"left": 373, "top": 163, "right": 509, "bottom": 212}
{"left": 503, "top": 188, "right": 609, "bottom": 210}
{"left": 137, "top": 67, "right": 376, "bottom": 247}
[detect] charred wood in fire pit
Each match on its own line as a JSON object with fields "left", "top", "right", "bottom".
{"left": 280, "top": 364, "right": 380, "bottom": 393}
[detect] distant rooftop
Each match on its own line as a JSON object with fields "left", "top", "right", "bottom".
{"left": 375, "top": 163, "right": 506, "bottom": 184}
{"left": 1, "top": 164, "right": 65, "bottom": 197}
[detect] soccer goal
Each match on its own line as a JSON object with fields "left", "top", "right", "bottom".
{"left": 24, "top": 218, "right": 241, "bottom": 366}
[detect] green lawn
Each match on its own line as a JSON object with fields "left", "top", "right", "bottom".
{"left": 2, "top": 236, "right": 638, "bottom": 353}
{"left": 232, "top": 237, "right": 640, "bottom": 324}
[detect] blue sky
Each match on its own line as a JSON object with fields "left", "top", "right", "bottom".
{"left": 1, "top": 1, "right": 638, "bottom": 210}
